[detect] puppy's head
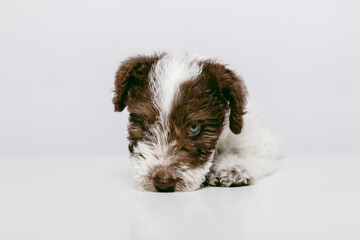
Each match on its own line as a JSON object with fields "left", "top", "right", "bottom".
{"left": 113, "top": 52, "right": 247, "bottom": 192}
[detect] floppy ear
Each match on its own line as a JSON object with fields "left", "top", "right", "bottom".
{"left": 203, "top": 62, "right": 248, "bottom": 134}
{"left": 113, "top": 55, "right": 159, "bottom": 112}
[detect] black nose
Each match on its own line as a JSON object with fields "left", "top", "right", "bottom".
{"left": 153, "top": 176, "right": 176, "bottom": 192}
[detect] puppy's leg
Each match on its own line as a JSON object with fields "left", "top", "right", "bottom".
{"left": 206, "top": 154, "right": 281, "bottom": 187}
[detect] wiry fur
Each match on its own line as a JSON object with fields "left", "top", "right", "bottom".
{"left": 149, "top": 51, "right": 204, "bottom": 115}
{"left": 113, "top": 51, "right": 283, "bottom": 192}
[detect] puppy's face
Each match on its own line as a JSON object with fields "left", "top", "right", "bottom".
{"left": 113, "top": 52, "right": 246, "bottom": 192}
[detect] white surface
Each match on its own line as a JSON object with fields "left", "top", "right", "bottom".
{"left": 1, "top": 0, "right": 360, "bottom": 155}
{"left": 1, "top": 155, "right": 359, "bottom": 240}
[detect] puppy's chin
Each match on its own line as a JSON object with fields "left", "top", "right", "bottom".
{"left": 137, "top": 180, "right": 202, "bottom": 192}
{"left": 136, "top": 182, "right": 201, "bottom": 193}
{"left": 133, "top": 170, "right": 205, "bottom": 192}
{"left": 130, "top": 154, "right": 214, "bottom": 192}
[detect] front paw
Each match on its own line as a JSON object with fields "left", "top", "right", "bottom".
{"left": 206, "top": 165, "right": 252, "bottom": 187}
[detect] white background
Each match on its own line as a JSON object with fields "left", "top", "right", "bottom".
{"left": 1, "top": 0, "right": 359, "bottom": 155}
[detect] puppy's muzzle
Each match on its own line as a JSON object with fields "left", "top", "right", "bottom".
{"left": 153, "top": 167, "right": 176, "bottom": 192}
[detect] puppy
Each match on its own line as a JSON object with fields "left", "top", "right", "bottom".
{"left": 113, "top": 51, "right": 283, "bottom": 192}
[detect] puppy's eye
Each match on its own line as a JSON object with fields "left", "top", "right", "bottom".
{"left": 188, "top": 125, "right": 200, "bottom": 136}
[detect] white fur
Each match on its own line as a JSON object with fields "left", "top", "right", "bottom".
{"left": 176, "top": 151, "right": 215, "bottom": 191}
{"left": 215, "top": 99, "right": 283, "bottom": 182}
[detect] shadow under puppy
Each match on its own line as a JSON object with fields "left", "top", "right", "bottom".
{"left": 113, "top": 51, "right": 283, "bottom": 192}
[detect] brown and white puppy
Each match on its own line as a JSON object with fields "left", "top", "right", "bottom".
{"left": 113, "top": 51, "right": 283, "bottom": 192}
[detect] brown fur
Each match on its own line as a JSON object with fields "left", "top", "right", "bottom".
{"left": 201, "top": 60, "right": 248, "bottom": 134}
{"left": 112, "top": 54, "right": 161, "bottom": 153}
{"left": 113, "top": 54, "right": 161, "bottom": 112}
